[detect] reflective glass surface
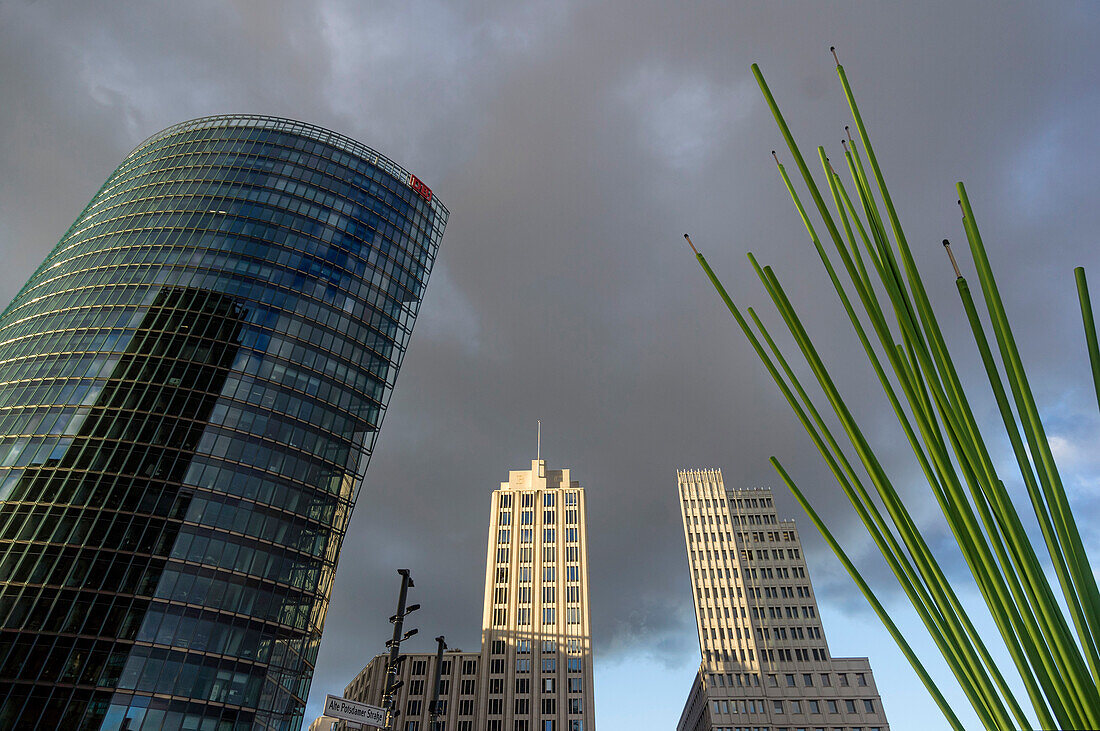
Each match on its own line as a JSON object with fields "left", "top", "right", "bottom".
{"left": 0, "top": 115, "right": 447, "bottom": 730}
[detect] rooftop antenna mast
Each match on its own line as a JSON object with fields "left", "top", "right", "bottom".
{"left": 537, "top": 420, "right": 541, "bottom": 460}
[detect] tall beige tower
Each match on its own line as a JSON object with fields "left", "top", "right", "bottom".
{"left": 676, "top": 468, "right": 889, "bottom": 731}
{"left": 476, "top": 459, "right": 596, "bottom": 730}
{"left": 339, "top": 458, "right": 596, "bottom": 731}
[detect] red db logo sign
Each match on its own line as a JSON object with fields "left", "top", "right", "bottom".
{"left": 409, "top": 174, "right": 433, "bottom": 203}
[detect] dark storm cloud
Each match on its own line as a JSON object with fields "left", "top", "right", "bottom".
{"left": 3, "top": 1, "right": 1100, "bottom": 727}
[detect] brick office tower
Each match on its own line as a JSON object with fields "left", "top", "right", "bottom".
{"left": 342, "top": 458, "right": 596, "bottom": 731}
{"left": 676, "top": 469, "right": 889, "bottom": 731}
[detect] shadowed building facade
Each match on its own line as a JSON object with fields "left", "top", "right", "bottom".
{"left": 0, "top": 116, "right": 447, "bottom": 730}
{"left": 677, "top": 469, "right": 889, "bottom": 731}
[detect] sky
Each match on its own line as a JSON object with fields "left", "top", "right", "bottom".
{"left": 3, "top": 1, "right": 1100, "bottom": 729}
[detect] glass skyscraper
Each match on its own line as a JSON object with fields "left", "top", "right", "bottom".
{"left": 0, "top": 115, "right": 447, "bottom": 730}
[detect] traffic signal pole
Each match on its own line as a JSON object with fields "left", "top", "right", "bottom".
{"left": 428, "top": 635, "right": 447, "bottom": 730}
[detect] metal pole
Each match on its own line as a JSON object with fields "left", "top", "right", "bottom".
{"left": 428, "top": 635, "right": 446, "bottom": 730}
{"left": 382, "top": 569, "right": 414, "bottom": 729}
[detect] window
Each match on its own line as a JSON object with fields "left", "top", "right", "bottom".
{"left": 406, "top": 700, "right": 423, "bottom": 715}
{"left": 543, "top": 607, "right": 555, "bottom": 624}
{"left": 500, "top": 494, "right": 512, "bottom": 508}
{"left": 827, "top": 700, "right": 838, "bottom": 714}
{"left": 498, "top": 529, "right": 510, "bottom": 544}
{"left": 499, "top": 511, "right": 511, "bottom": 525}
{"left": 519, "top": 566, "right": 531, "bottom": 582}
{"left": 569, "top": 677, "right": 582, "bottom": 692}
{"left": 516, "top": 659, "right": 531, "bottom": 672}
{"left": 490, "top": 679, "right": 504, "bottom": 694}
{"left": 518, "top": 639, "right": 531, "bottom": 653}
{"left": 405, "top": 722, "right": 420, "bottom": 731}
{"left": 520, "top": 529, "right": 532, "bottom": 543}
{"left": 518, "top": 608, "right": 530, "bottom": 624}
{"left": 839, "top": 673, "right": 849, "bottom": 687}
{"left": 864, "top": 700, "right": 875, "bottom": 713}
{"left": 488, "top": 698, "right": 503, "bottom": 714}
{"left": 773, "top": 700, "right": 784, "bottom": 713}
{"left": 568, "top": 658, "right": 582, "bottom": 672}
{"left": 542, "top": 640, "right": 555, "bottom": 653}
{"left": 856, "top": 673, "right": 867, "bottom": 687}
{"left": 543, "top": 566, "right": 556, "bottom": 582}
{"left": 786, "top": 673, "right": 796, "bottom": 687}
{"left": 791, "top": 701, "right": 802, "bottom": 713}
{"left": 543, "top": 528, "right": 556, "bottom": 542}
{"left": 514, "top": 698, "right": 530, "bottom": 714}
{"left": 569, "top": 721, "right": 583, "bottom": 731}
{"left": 803, "top": 673, "right": 814, "bottom": 686}
{"left": 412, "top": 660, "right": 427, "bottom": 675}
{"left": 544, "top": 493, "right": 555, "bottom": 507}
{"left": 491, "top": 659, "right": 505, "bottom": 674}
{"left": 522, "top": 493, "right": 533, "bottom": 507}
{"left": 569, "top": 698, "right": 582, "bottom": 713}
{"left": 459, "top": 699, "right": 474, "bottom": 715}
{"left": 542, "top": 657, "right": 557, "bottom": 672}
{"left": 543, "top": 678, "right": 555, "bottom": 692}
{"left": 808, "top": 701, "right": 820, "bottom": 713}
{"left": 845, "top": 700, "right": 857, "bottom": 713}
{"left": 462, "top": 659, "right": 477, "bottom": 675}
{"left": 821, "top": 673, "right": 831, "bottom": 686}
{"left": 461, "top": 680, "right": 475, "bottom": 695}
{"left": 544, "top": 509, "right": 556, "bottom": 523}
{"left": 492, "top": 640, "right": 506, "bottom": 655}
{"left": 516, "top": 678, "right": 530, "bottom": 693}
{"left": 409, "top": 680, "right": 425, "bottom": 695}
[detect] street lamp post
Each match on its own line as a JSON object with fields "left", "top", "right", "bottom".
{"left": 381, "top": 569, "right": 419, "bottom": 730}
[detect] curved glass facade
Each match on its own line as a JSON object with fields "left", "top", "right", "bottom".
{"left": 0, "top": 115, "right": 447, "bottom": 730}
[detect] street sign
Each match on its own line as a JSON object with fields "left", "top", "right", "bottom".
{"left": 323, "top": 694, "right": 386, "bottom": 728}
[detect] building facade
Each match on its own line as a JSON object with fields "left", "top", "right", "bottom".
{"left": 342, "top": 459, "right": 596, "bottom": 731}
{"left": 676, "top": 469, "right": 888, "bottom": 731}
{"left": 0, "top": 115, "right": 447, "bottom": 730}
{"left": 343, "top": 650, "right": 481, "bottom": 731}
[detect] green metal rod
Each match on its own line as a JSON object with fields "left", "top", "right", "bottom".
{"left": 1075, "top": 268, "right": 1100, "bottom": 415}
{"left": 771, "top": 457, "right": 966, "bottom": 731}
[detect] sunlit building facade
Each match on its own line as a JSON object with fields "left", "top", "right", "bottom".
{"left": 677, "top": 469, "right": 889, "bottom": 731}
{"left": 342, "top": 459, "right": 596, "bottom": 731}
{"left": 0, "top": 115, "right": 447, "bottom": 730}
